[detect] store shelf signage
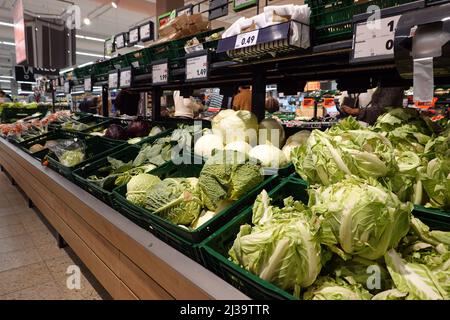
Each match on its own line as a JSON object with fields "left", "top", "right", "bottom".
{"left": 186, "top": 54, "right": 208, "bottom": 81}
{"left": 235, "top": 30, "right": 259, "bottom": 49}
{"left": 152, "top": 62, "right": 168, "bottom": 85}
{"left": 129, "top": 28, "right": 140, "bottom": 45}
{"left": 108, "top": 71, "right": 119, "bottom": 89}
{"left": 120, "top": 69, "right": 132, "bottom": 88}
{"left": 84, "top": 77, "right": 92, "bottom": 92}
{"left": 351, "top": 15, "right": 402, "bottom": 63}
{"left": 64, "top": 82, "right": 70, "bottom": 94}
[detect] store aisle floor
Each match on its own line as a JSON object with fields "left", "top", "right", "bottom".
{"left": 0, "top": 171, "right": 111, "bottom": 300}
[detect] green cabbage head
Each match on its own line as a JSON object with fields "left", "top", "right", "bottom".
{"left": 126, "top": 174, "right": 161, "bottom": 207}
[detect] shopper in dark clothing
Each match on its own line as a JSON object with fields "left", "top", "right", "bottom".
{"left": 115, "top": 90, "right": 141, "bottom": 116}
{"left": 79, "top": 97, "right": 100, "bottom": 114}
{"left": 341, "top": 87, "right": 405, "bottom": 125}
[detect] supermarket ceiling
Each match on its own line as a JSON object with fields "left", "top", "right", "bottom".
{"left": 0, "top": 0, "right": 300, "bottom": 77}
{"left": 0, "top": 0, "right": 156, "bottom": 74}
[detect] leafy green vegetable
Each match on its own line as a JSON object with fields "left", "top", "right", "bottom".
{"left": 303, "top": 276, "right": 373, "bottom": 300}
{"left": 126, "top": 174, "right": 161, "bottom": 206}
{"left": 420, "top": 158, "right": 450, "bottom": 210}
{"left": 385, "top": 249, "right": 448, "bottom": 300}
{"left": 309, "top": 177, "right": 412, "bottom": 260}
{"left": 229, "top": 190, "right": 322, "bottom": 298}
{"left": 145, "top": 178, "right": 202, "bottom": 226}
{"left": 199, "top": 150, "right": 263, "bottom": 211}
{"left": 59, "top": 149, "right": 85, "bottom": 167}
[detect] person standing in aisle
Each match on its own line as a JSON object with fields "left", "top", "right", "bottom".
{"left": 0, "top": 90, "right": 12, "bottom": 103}
{"left": 232, "top": 86, "right": 252, "bottom": 111}
{"left": 340, "top": 87, "right": 405, "bottom": 125}
{"left": 115, "top": 89, "right": 141, "bottom": 116}
{"left": 27, "top": 87, "right": 47, "bottom": 103}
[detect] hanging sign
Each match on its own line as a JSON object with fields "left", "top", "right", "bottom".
{"left": 186, "top": 52, "right": 209, "bottom": 82}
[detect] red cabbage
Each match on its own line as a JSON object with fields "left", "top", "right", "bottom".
{"left": 127, "top": 120, "right": 151, "bottom": 138}
{"left": 105, "top": 124, "right": 128, "bottom": 140}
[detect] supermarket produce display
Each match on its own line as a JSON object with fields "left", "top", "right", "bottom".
{"left": 1, "top": 0, "right": 450, "bottom": 302}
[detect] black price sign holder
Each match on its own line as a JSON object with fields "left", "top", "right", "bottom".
{"left": 185, "top": 50, "right": 210, "bottom": 82}
{"left": 151, "top": 59, "right": 169, "bottom": 85}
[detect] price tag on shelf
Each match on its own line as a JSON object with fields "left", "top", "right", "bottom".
{"left": 352, "top": 15, "right": 401, "bottom": 62}
{"left": 108, "top": 72, "right": 118, "bottom": 89}
{"left": 84, "top": 77, "right": 92, "bottom": 92}
{"left": 64, "top": 82, "right": 70, "bottom": 94}
{"left": 186, "top": 54, "right": 208, "bottom": 81}
{"left": 120, "top": 69, "right": 132, "bottom": 88}
{"left": 322, "top": 98, "right": 335, "bottom": 108}
{"left": 302, "top": 98, "right": 315, "bottom": 108}
{"left": 129, "top": 28, "right": 139, "bottom": 44}
{"left": 152, "top": 62, "right": 168, "bottom": 84}
{"left": 235, "top": 30, "right": 259, "bottom": 49}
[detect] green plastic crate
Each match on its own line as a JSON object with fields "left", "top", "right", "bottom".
{"left": 46, "top": 135, "right": 125, "bottom": 180}
{"left": 92, "top": 59, "right": 114, "bottom": 77}
{"left": 57, "top": 116, "right": 111, "bottom": 133}
{"left": 125, "top": 48, "right": 152, "bottom": 70}
{"left": 306, "top": 0, "right": 414, "bottom": 44}
{"left": 111, "top": 160, "right": 278, "bottom": 259}
{"left": 200, "top": 178, "right": 307, "bottom": 300}
{"left": 72, "top": 145, "right": 141, "bottom": 205}
{"left": 74, "top": 64, "right": 94, "bottom": 79}
{"left": 413, "top": 205, "right": 450, "bottom": 230}
{"left": 1, "top": 106, "right": 48, "bottom": 123}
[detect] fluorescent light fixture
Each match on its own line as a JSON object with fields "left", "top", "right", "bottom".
{"left": 111, "top": 1, "right": 118, "bottom": 9}
{"left": 0, "top": 79, "right": 11, "bottom": 83}
{"left": 76, "top": 34, "right": 105, "bottom": 42}
{"left": 71, "top": 91, "right": 84, "bottom": 95}
{"left": 134, "top": 45, "right": 145, "bottom": 49}
{"left": 0, "top": 21, "right": 14, "bottom": 27}
{"left": 59, "top": 67, "right": 74, "bottom": 75}
{"left": 2, "top": 89, "right": 11, "bottom": 93}
{"left": 93, "top": 86, "right": 102, "bottom": 92}
{"left": 19, "top": 91, "right": 34, "bottom": 94}
{"left": 0, "top": 41, "right": 15, "bottom": 46}
{"left": 442, "top": 17, "right": 450, "bottom": 22}
{"left": 78, "top": 61, "right": 94, "bottom": 68}
{"left": 0, "top": 76, "right": 13, "bottom": 79}
{"left": 17, "top": 81, "right": 37, "bottom": 84}
{"left": 83, "top": 17, "right": 91, "bottom": 25}
{"left": 76, "top": 51, "right": 107, "bottom": 58}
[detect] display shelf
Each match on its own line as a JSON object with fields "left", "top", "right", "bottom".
{"left": 0, "top": 139, "right": 249, "bottom": 300}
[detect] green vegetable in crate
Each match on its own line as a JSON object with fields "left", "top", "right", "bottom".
{"left": 309, "top": 177, "right": 412, "bottom": 260}
{"left": 292, "top": 129, "right": 396, "bottom": 186}
{"left": 59, "top": 149, "right": 85, "bottom": 167}
{"left": 145, "top": 178, "right": 202, "bottom": 226}
{"left": 384, "top": 249, "right": 448, "bottom": 300}
{"left": 303, "top": 276, "right": 373, "bottom": 300}
{"left": 198, "top": 150, "right": 263, "bottom": 211}
{"left": 229, "top": 190, "right": 323, "bottom": 298}
{"left": 420, "top": 158, "right": 450, "bottom": 210}
{"left": 133, "top": 136, "right": 173, "bottom": 167}
{"left": 126, "top": 174, "right": 161, "bottom": 207}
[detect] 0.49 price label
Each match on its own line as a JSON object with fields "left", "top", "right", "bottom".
{"left": 186, "top": 54, "right": 208, "bottom": 81}
{"left": 152, "top": 63, "right": 168, "bottom": 84}
{"left": 235, "top": 30, "right": 259, "bottom": 49}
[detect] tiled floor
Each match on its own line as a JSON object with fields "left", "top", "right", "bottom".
{"left": 0, "top": 170, "right": 111, "bottom": 300}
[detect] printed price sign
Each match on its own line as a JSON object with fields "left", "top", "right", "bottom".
{"left": 84, "top": 77, "right": 92, "bottom": 92}
{"left": 108, "top": 71, "right": 118, "bottom": 89}
{"left": 235, "top": 30, "right": 259, "bottom": 49}
{"left": 186, "top": 54, "right": 208, "bottom": 81}
{"left": 64, "top": 81, "right": 70, "bottom": 94}
{"left": 322, "top": 98, "right": 336, "bottom": 108}
{"left": 152, "top": 62, "right": 168, "bottom": 84}
{"left": 352, "top": 15, "right": 401, "bottom": 62}
{"left": 129, "top": 28, "right": 139, "bottom": 44}
{"left": 302, "top": 98, "right": 315, "bottom": 108}
{"left": 120, "top": 69, "right": 132, "bottom": 88}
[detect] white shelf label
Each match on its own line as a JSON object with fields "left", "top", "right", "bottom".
{"left": 152, "top": 63, "right": 168, "bottom": 84}
{"left": 129, "top": 29, "right": 139, "bottom": 43}
{"left": 353, "top": 15, "right": 401, "bottom": 60}
{"left": 186, "top": 54, "right": 208, "bottom": 81}
{"left": 140, "top": 24, "right": 151, "bottom": 39}
{"left": 64, "top": 82, "right": 70, "bottom": 94}
{"left": 84, "top": 78, "right": 91, "bottom": 92}
{"left": 120, "top": 69, "right": 132, "bottom": 88}
{"left": 235, "top": 30, "right": 259, "bottom": 49}
{"left": 109, "top": 72, "right": 118, "bottom": 89}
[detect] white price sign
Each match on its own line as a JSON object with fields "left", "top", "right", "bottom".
{"left": 120, "top": 69, "right": 132, "bottom": 88}
{"left": 235, "top": 30, "right": 259, "bottom": 49}
{"left": 108, "top": 72, "right": 118, "bottom": 89}
{"left": 152, "top": 63, "right": 168, "bottom": 84}
{"left": 353, "top": 15, "right": 401, "bottom": 61}
{"left": 64, "top": 82, "right": 70, "bottom": 94}
{"left": 140, "top": 24, "right": 151, "bottom": 40}
{"left": 129, "top": 28, "right": 139, "bottom": 43}
{"left": 186, "top": 54, "right": 208, "bottom": 81}
{"left": 84, "top": 78, "right": 91, "bottom": 92}
{"left": 115, "top": 35, "right": 125, "bottom": 49}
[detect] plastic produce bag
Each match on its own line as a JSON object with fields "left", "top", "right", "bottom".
{"left": 48, "top": 139, "right": 86, "bottom": 167}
